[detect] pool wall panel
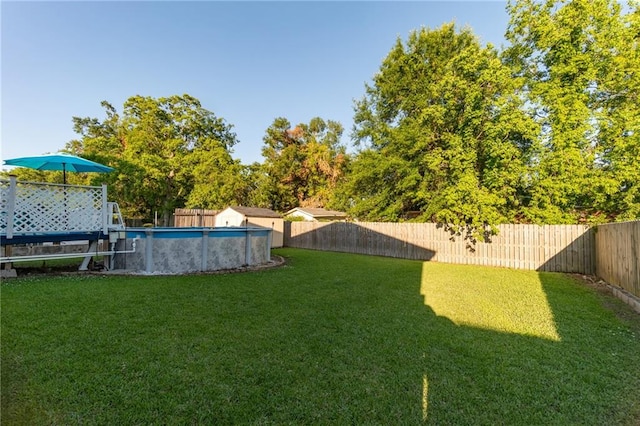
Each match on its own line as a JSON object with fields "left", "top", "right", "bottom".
{"left": 112, "top": 227, "right": 271, "bottom": 274}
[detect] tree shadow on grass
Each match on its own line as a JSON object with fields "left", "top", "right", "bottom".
{"left": 233, "top": 250, "right": 640, "bottom": 424}
{"left": 2, "top": 249, "right": 639, "bottom": 424}
{"left": 416, "top": 264, "right": 640, "bottom": 424}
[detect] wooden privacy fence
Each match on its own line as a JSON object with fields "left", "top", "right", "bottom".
{"left": 595, "top": 221, "right": 640, "bottom": 299}
{"left": 174, "top": 208, "right": 218, "bottom": 228}
{"left": 284, "top": 222, "right": 595, "bottom": 274}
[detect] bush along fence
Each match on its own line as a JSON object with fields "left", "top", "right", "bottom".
{"left": 284, "top": 220, "right": 640, "bottom": 307}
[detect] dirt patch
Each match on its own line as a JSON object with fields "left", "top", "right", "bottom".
{"left": 572, "top": 274, "right": 640, "bottom": 334}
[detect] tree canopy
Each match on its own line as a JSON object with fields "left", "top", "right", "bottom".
{"left": 258, "top": 117, "right": 348, "bottom": 212}
{"left": 341, "top": 23, "right": 536, "bottom": 239}
{"left": 338, "top": 0, "right": 639, "bottom": 233}
{"left": 67, "top": 94, "right": 241, "bottom": 224}
{"left": 5, "top": 0, "right": 638, "bottom": 231}
{"left": 505, "top": 0, "right": 640, "bottom": 223}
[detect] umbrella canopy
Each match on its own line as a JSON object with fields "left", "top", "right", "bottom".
{"left": 3, "top": 152, "right": 113, "bottom": 184}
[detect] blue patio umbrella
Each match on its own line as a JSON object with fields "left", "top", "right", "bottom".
{"left": 3, "top": 152, "right": 113, "bottom": 184}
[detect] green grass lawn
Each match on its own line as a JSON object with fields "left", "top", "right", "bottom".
{"left": 2, "top": 248, "right": 639, "bottom": 424}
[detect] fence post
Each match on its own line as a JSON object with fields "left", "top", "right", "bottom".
{"left": 6, "top": 176, "right": 16, "bottom": 240}
{"left": 101, "top": 183, "right": 108, "bottom": 235}
{"left": 283, "top": 221, "right": 291, "bottom": 247}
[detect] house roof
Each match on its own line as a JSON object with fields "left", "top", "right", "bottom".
{"left": 285, "top": 207, "right": 347, "bottom": 218}
{"left": 227, "top": 206, "right": 282, "bottom": 218}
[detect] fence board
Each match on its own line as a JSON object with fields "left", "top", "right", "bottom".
{"left": 285, "top": 222, "right": 595, "bottom": 275}
{"left": 173, "top": 208, "right": 218, "bottom": 228}
{"left": 596, "top": 221, "right": 640, "bottom": 298}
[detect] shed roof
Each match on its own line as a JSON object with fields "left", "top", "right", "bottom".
{"left": 227, "top": 206, "right": 282, "bottom": 218}
{"left": 285, "top": 207, "right": 347, "bottom": 218}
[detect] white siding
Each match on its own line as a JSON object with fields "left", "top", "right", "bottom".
{"left": 214, "top": 208, "right": 246, "bottom": 227}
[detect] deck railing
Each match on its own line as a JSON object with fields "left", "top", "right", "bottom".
{"left": 1, "top": 176, "right": 111, "bottom": 239}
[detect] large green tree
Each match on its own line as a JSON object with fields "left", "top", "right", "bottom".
{"left": 345, "top": 23, "right": 536, "bottom": 239}
{"left": 69, "top": 94, "right": 241, "bottom": 224}
{"left": 259, "top": 117, "right": 347, "bottom": 212}
{"left": 505, "top": 0, "right": 640, "bottom": 222}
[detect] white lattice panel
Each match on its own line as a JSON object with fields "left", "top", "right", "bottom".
{"left": 0, "top": 181, "right": 9, "bottom": 233}
{"left": 2, "top": 180, "right": 104, "bottom": 235}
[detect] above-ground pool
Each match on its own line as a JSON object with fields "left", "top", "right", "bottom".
{"left": 112, "top": 227, "right": 272, "bottom": 274}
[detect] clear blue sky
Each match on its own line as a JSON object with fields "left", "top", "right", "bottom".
{"left": 2, "top": 1, "right": 509, "bottom": 166}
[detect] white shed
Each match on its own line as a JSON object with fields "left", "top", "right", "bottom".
{"left": 215, "top": 206, "right": 284, "bottom": 248}
{"left": 284, "top": 207, "right": 348, "bottom": 222}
